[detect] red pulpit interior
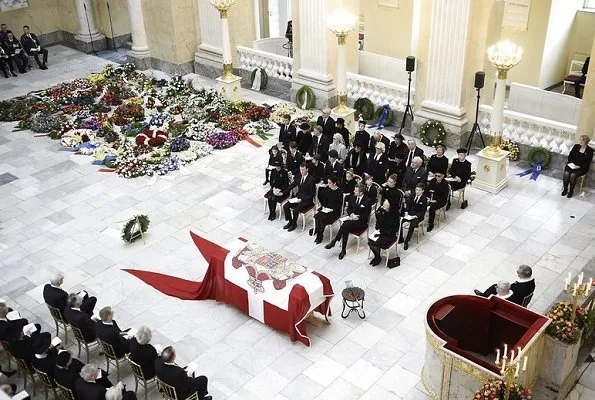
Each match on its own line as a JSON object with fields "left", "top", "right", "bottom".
{"left": 427, "top": 295, "right": 549, "bottom": 374}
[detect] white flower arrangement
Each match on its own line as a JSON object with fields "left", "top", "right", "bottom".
{"left": 191, "top": 141, "right": 213, "bottom": 158}
{"left": 244, "top": 120, "right": 275, "bottom": 135}
{"left": 178, "top": 150, "right": 198, "bottom": 164}
{"left": 60, "top": 136, "right": 79, "bottom": 148}
{"left": 270, "top": 102, "right": 297, "bottom": 124}
{"left": 184, "top": 122, "right": 216, "bottom": 141}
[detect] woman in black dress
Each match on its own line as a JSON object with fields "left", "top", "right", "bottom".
{"left": 311, "top": 175, "right": 343, "bottom": 244}
{"left": 263, "top": 145, "right": 283, "bottom": 185}
{"left": 562, "top": 135, "right": 593, "bottom": 198}
{"left": 368, "top": 199, "right": 400, "bottom": 266}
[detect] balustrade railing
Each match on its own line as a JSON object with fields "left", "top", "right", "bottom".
{"left": 478, "top": 104, "right": 577, "bottom": 155}
{"left": 346, "top": 72, "right": 414, "bottom": 112}
{"left": 237, "top": 45, "right": 293, "bottom": 81}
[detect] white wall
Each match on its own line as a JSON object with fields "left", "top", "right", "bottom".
{"left": 538, "top": 0, "right": 583, "bottom": 88}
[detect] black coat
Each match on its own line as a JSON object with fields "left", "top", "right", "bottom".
{"left": 95, "top": 320, "right": 130, "bottom": 358}
{"left": 278, "top": 124, "right": 296, "bottom": 148}
{"left": 296, "top": 130, "right": 312, "bottom": 155}
{"left": 32, "top": 347, "right": 59, "bottom": 380}
{"left": 43, "top": 284, "right": 68, "bottom": 316}
{"left": 129, "top": 338, "right": 158, "bottom": 379}
{"left": 308, "top": 161, "right": 325, "bottom": 183}
{"left": 317, "top": 187, "right": 343, "bottom": 215}
{"left": 64, "top": 308, "right": 96, "bottom": 342}
{"left": 344, "top": 150, "right": 368, "bottom": 176}
{"left": 381, "top": 186, "right": 403, "bottom": 210}
{"left": 567, "top": 144, "right": 594, "bottom": 176}
{"left": 368, "top": 136, "right": 390, "bottom": 158}
{"left": 404, "top": 147, "right": 425, "bottom": 167}
{"left": 9, "top": 335, "right": 36, "bottom": 367}
{"left": 405, "top": 195, "right": 428, "bottom": 221}
{"left": 55, "top": 358, "right": 85, "bottom": 394}
{"left": 484, "top": 279, "right": 536, "bottom": 306}
{"left": 0, "top": 317, "right": 28, "bottom": 343}
{"left": 353, "top": 130, "right": 370, "bottom": 154}
{"left": 427, "top": 155, "right": 449, "bottom": 175}
{"left": 270, "top": 168, "right": 289, "bottom": 193}
{"left": 289, "top": 173, "right": 316, "bottom": 204}
{"left": 286, "top": 151, "right": 304, "bottom": 175}
{"left": 316, "top": 116, "right": 335, "bottom": 139}
{"left": 388, "top": 141, "right": 408, "bottom": 161}
{"left": 155, "top": 363, "right": 205, "bottom": 400}
{"left": 426, "top": 178, "right": 450, "bottom": 204}
{"left": 20, "top": 33, "right": 41, "bottom": 53}
{"left": 402, "top": 166, "right": 427, "bottom": 192}
{"left": 267, "top": 152, "right": 283, "bottom": 167}
{"left": 324, "top": 160, "right": 344, "bottom": 182}
{"left": 367, "top": 153, "right": 389, "bottom": 184}
{"left": 4, "top": 37, "right": 24, "bottom": 56}
{"left": 345, "top": 195, "right": 372, "bottom": 228}
{"left": 364, "top": 184, "right": 378, "bottom": 204}
{"left": 336, "top": 126, "right": 350, "bottom": 148}
{"left": 448, "top": 159, "right": 472, "bottom": 188}
{"left": 373, "top": 208, "right": 399, "bottom": 246}
{"left": 309, "top": 134, "right": 331, "bottom": 162}
{"left": 75, "top": 379, "right": 106, "bottom": 400}
{"left": 343, "top": 179, "right": 356, "bottom": 195}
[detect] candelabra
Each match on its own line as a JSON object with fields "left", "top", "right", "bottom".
{"left": 328, "top": 7, "right": 356, "bottom": 114}
{"left": 486, "top": 40, "right": 522, "bottom": 156}
{"left": 210, "top": 0, "right": 238, "bottom": 81}
{"left": 564, "top": 272, "right": 593, "bottom": 320}
{"left": 495, "top": 344, "right": 528, "bottom": 400}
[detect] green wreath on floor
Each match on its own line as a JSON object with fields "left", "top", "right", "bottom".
{"left": 374, "top": 105, "right": 394, "bottom": 126}
{"left": 354, "top": 98, "right": 375, "bottom": 120}
{"left": 122, "top": 214, "right": 150, "bottom": 243}
{"left": 527, "top": 146, "right": 551, "bottom": 168}
{"left": 295, "top": 85, "right": 316, "bottom": 110}
{"left": 250, "top": 68, "right": 268, "bottom": 91}
{"left": 420, "top": 119, "right": 446, "bottom": 147}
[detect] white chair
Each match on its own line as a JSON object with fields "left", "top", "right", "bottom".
{"left": 562, "top": 60, "right": 585, "bottom": 94}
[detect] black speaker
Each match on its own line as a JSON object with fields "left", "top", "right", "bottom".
{"left": 474, "top": 71, "right": 485, "bottom": 89}
{"left": 406, "top": 56, "right": 415, "bottom": 72}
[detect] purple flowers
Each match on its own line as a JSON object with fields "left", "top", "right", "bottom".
{"left": 207, "top": 131, "right": 239, "bottom": 149}
{"left": 169, "top": 136, "right": 191, "bottom": 152}
{"left": 79, "top": 117, "right": 101, "bottom": 130}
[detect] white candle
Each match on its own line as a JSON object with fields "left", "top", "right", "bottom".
{"left": 589, "top": 277, "right": 593, "bottom": 288}
{"left": 496, "top": 349, "right": 500, "bottom": 364}
{"left": 578, "top": 273, "right": 583, "bottom": 285}
{"left": 523, "top": 356, "right": 528, "bottom": 371}
{"left": 504, "top": 343, "right": 507, "bottom": 356}
{"left": 574, "top": 284, "right": 578, "bottom": 296}
{"left": 517, "top": 347, "right": 522, "bottom": 358}
{"left": 510, "top": 350, "right": 515, "bottom": 361}
{"left": 568, "top": 272, "right": 572, "bottom": 282}
{"left": 515, "top": 362, "right": 520, "bottom": 377}
{"left": 501, "top": 357, "right": 506, "bottom": 372}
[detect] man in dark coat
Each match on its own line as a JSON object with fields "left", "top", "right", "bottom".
{"left": 425, "top": 172, "right": 449, "bottom": 232}
{"left": 94, "top": 307, "right": 130, "bottom": 358}
{"left": 475, "top": 265, "right": 536, "bottom": 306}
{"left": 367, "top": 142, "right": 389, "bottom": 184}
{"left": 64, "top": 294, "right": 97, "bottom": 343}
{"left": 31, "top": 334, "right": 59, "bottom": 381}
{"left": 43, "top": 273, "right": 97, "bottom": 318}
{"left": 282, "top": 164, "right": 316, "bottom": 232}
{"left": 310, "top": 175, "right": 343, "bottom": 244}
{"left": 278, "top": 114, "right": 296, "bottom": 150}
{"left": 155, "top": 346, "right": 211, "bottom": 400}
{"left": 55, "top": 351, "right": 112, "bottom": 397}
{"left": 324, "top": 149, "right": 344, "bottom": 183}
{"left": 316, "top": 107, "right": 335, "bottom": 139}
{"left": 3, "top": 31, "right": 27, "bottom": 73}
{"left": 75, "top": 364, "right": 107, "bottom": 400}
{"left": 21, "top": 25, "right": 48, "bottom": 69}
{"left": 266, "top": 160, "right": 290, "bottom": 220}
{"left": 401, "top": 156, "right": 427, "bottom": 193}
{"left": 286, "top": 141, "right": 304, "bottom": 176}
{"left": 404, "top": 139, "right": 425, "bottom": 167}
{"left": 400, "top": 184, "right": 428, "bottom": 250}
{"left": 325, "top": 183, "right": 371, "bottom": 259}
{"left": 309, "top": 125, "right": 331, "bottom": 162}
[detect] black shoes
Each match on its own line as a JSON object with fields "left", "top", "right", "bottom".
{"left": 308, "top": 228, "right": 314, "bottom": 236}
{"left": 427, "top": 224, "right": 434, "bottom": 232}
{"left": 10, "top": 71, "right": 17, "bottom": 77}
{"left": 446, "top": 202, "right": 451, "bottom": 211}
{"left": 287, "top": 224, "right": 297, "bottom": 232}
{"left": 314, "top": 237, "right": 322, "bottom": 244}
{"left": 473, "top": 289, "right": 482, "bottom": 296}
{"left": 262, "top": 180, "right": 269, "bottom": 185}
{"left": 403, "top": 241, "right": 409, "bottom": 250}
{"left": 371, "top": 257, "right": 381, "bottom": 266}
{"left": 561, "top": 188, "right": 568, "bottom": 196}
{"left": 41, "top": 64, "right": 48, "bottom": 70}
{"left": 325, "top": 241, "right": 336, "bottom": 249}
{"left": 283, "top": 222, "right": 292, "bottom": 229}
{"left": 567, "top": 189, "right": 574, "bottom": 198}
{"left": 268, "top": 214, "right": 276, "bottom": 221}
{"left": 338, "top": 250, "right": 346, "bottom": 260}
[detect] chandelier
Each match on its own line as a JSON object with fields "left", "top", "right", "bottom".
{"left": 487, "top": 40, "right": 523, "bottom": 72}
{"left": 210, "top": 0, "right": 235, "bottom": 12}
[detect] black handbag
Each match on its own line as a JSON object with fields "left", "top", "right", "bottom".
{"left": 387, "top": 256, "right": 400, "bottom": 269}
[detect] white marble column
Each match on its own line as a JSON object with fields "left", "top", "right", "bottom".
{"left": 74, "top": 0, "right": 104, "bottom": 42}
{"left": 127, "top": 0, "right": 150, "bottom": 57}
{"left": 195, "top": 0, "right": 223, "bottom": 65}
{"left": 416, "top": 0, "right": 471, "bottom": 130}
{"left": 291, "top": 0, "right": 335, "bottom": 108}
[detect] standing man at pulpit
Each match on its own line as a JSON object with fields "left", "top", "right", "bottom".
{"left": 474, "top": 265, "right": 535, "bottom": 306}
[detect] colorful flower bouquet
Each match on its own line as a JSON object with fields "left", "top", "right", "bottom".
{"left": 218, "top": 114, "right": 248, "bottom": 131}
{"left": 114, "top": 103, "right": 145, "bottom": 122}
{"left": 169, "top": 136, "right": 191, "bottom": 152}
{"left": 135, "top": 130, "right": 168, "bottom": 147}
{"left": 473, "top": 379, "right": 532, "bottom": 400}
{"left": 244, "top": 105, "right": 271, "bottom": 121}
{"left": 207, "top": 131, "right": 239, "bottom": 149}
{"left": 545, "top": 301, "right": 587, "bottom": 344}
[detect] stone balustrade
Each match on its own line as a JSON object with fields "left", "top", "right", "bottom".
{"left": 346, "top": 72, "right": 414, "bottom": 112}
{"left": 478, "top": 104, "right": 577, "bottom": 155}
{"left": 237, "top": 45, "right": 293, "bottom": 81}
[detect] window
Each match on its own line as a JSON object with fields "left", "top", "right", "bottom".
{"left": 585, "top": 0, "right": 595, "bottom": 9}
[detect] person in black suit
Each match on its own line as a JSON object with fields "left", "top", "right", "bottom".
{"left": 55, "top": 351, "right": 112, "bottom": 397}
{"left": 0, "top": 43, "right": 17, "bottom": 78}
{"left": 95, "top": 307, "right": 130, "bottom": 358}
{"left": 129, "top": 326, "right": 159, "bottom": 380}
{"left": 426, "top": 172, "right": 449, "bottom": 232}
{"left": 0, "top": 302, "right": 31, "bottom": 344}
{"left": 353, "top": 120, "right": 370, "bottom": 154}
{"left": 400, "top": 184, "right": 428, "bottom": 250}
{"left": 446, "top": 148, "right": 472, "bottom": 209}
{"left": 43, "top": 273, "right": 97, "bottom": 319}
{"left": 404, "top": 139, "right": 424, "bottom": 167}
{"left": 381, "top": 174, "right": 403, "bottom": 210}
{"left": 64, "top": 294, "right": 97, "bottom": 343}
{"left": 310, "top": 175, "right": 343, "bottom": 244}
{"left": 368, "top": 131, "right": 390, "bottom": 159}
{"left": 282, "top": 164, "right": 316, "bottom": 232}
{"left": 309, "top": 125, "right": 331, "bottom": 162}
{"left": 401, "top": 157, "right": 427, "bottom": 194}
{"left": 31, "top": 334, "right": 59, "bottom": 382}
{"left": 344, "top": 143, "right": 368, "bottom": 176}
{"left": 387, "top": 133, "right": 407, "bottom": 183}
{"left": 296, "top": 122, "right": 313, "bottom": 155}
{"left": 307, "top": 154, "right": 325, "bottom": 183}
{"left": 324, "top": 149, "right": 344, "bottom": 182}
{"left": 335, "top": 118, "right": 350, "bottom": 147}
{"left": 342, "top": 169, "right": 356, "bottom": 206}
{"left": 4, "top": 31, "right": 27, "bottom": 73}
{"left": 474, "top": 265, "right": 536, "bottom": 306}
{"left": 286, "top": 141, "right": 304, "bottom": 177}
{"left": 575, "top": 56, "right": 589, "bottom": 98}
{"left": 0, "top": 24, "right": 8, "bottom": 44}
{"left": 263, "top": 145, "right": 283, "bottom": 185}
{"left": 426, "top": 144, "right": 449, "bottom": 176}
{"left": 8, "top": 332, "right": 36, "bottom": 369}
{"left": 368, "top": 199, "right": 400, "bottom": 266}
{"left": 367, "top": 142, "right": 389, "bottom": 184}
{"left": 562, "top": 135, "right": 593, "bottom": 198}
{"left": 363, "top": 173, "right": 378, "bottom": 205}
{"left": 278, "top": 114, "right": 296, "bottom": 149}
{"left": 325, "top": 183, "right": 371, "bottom": 259}
{"left": 155, "top": 346, "right": 211, "bottom": 400}
{"left": 75, "top": 364, "right": 108, "bottom": 400}
{"left": 316, "top": 107, "right": 335, "bottom": 140}
{"left": 266, "top": 160, "right": 290, "bottom": 220}
{"left": 21, "top": 26, "right": 48, "bottom": 69}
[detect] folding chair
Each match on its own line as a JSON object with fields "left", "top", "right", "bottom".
{"left": 157, "top": 378, "right": 200, "bottom": 400}
{"left": 127, "top": 355, "right": 157, "bottom": 400}
{"left": 32, "top": 365, "right": 57, "bottom": 399}
{"left": 298, "top": 203, "right": 316, "bottom": 231}
{"left": 70, "top": 326, "right": 99, "bottom": 363}
{"left": 46, "top": 304, "right": 68, "bottom": 344}
{"left": 14, "top": 358, "right": 36, "bottom": 396}
{"left": 348, "top": 223, "right": 369, "bottom": 254}
{"left": 522, "top": 292, "right": 534, "bottom": 308}
{"left": 0, "top": 340, "right": 15, "bottom": 370}
{"left": 98, "top": 339, "right": 128, "bottom": 381}
{"left": 56, "top": 382, "right": 76, "bottom": 400}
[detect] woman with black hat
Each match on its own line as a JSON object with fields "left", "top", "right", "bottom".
{"left": 335, "top": 118, "right": 350, "bottom": 147}
{"left": 266, "top": 160, "right": 290, "bottom": 220}
{"left": 263, "top": 145, "right": 283, "bottom": 185}
{"left": 344, "top": 142, "right": 368, "bottom": 176}
{"left": 368, "top": 199, "right": 400, "bottom": 266}
{"left": 296, "top": 122, "right": 313, "bottom": 155}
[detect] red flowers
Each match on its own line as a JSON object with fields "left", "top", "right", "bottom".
{"left": 135, "top": 129, "right": 168, "bottom": 146}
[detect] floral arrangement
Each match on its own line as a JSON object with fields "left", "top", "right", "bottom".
{"left": 545, "top": 301, "right": 587, "bottom": 344}
{"left": 135, "top": 129, "right": 168, "bottom": 146}
{"left": 178, "top": 150, "right": 198, "bottom": 164}
{"left": 101, "top": 91, "right": 122, "bottom": 106}
{"left": 501, "top": 139, "right": 519, "bottom": 161}
{"left": 192, "top": 141, "right": 213, "bottom": 158}
{"left": 270, "top": 102, "right": 297, "bottom": 124}
{"left": 473, "top": 379, "right": 532, "bottom": 400}
{"left": 147, "top": 156, "right": 180, "bottom": 176}
{"left": 121, "top": 214, "right": 150, "bottom": 243}
{"left": 243, "top": 105, "right": 271, "bottom": 121}
{"left": 218, "top": 114, "right": 248, "bottom": 131}
{"left": 113, "top": 103, "right": 144, "bottom": 121}
{"left": 79, "top": 117, "right": 101, "bottom": 131}
{"left": 169, "top": 136, "right": 191, "bottom": 152}
{"left": 420, "top": 119, "right": 447, "bottom": 147}
{"left": 207, "top": 131, "right": 239, "bottom": 149}
{"left": 29, "top": 114, "right": 64, "bottom": 133}
{"left": 165, "top": 75, "right": 191, "bottom": 97}
{"left": 183, "top": 121, "right": 216, "bottom": 141}
{"left": 116, "top": 157, "right": 148, "bottom": 178}
{"left": 144, "top": 147, "right": 170, "bottom": 165}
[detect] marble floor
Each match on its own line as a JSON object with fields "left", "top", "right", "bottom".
{"left": 1, "top": 45, "right": 595, "bottom": 399}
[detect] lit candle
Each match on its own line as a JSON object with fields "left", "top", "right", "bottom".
{"left": 504, "top": 343, "right": 508, "bottom": 357}
{"left": 523, "top": 356, "right": 528, "bottom": 371}
{"left": 501, "top": 357, "right": 506, "bottom": 372}
{"left": 517, "top": 346, "right": 522, "bottom": 358}
{"left": 510, "top": 350, "right": 515, "bottom": 361}
{"left": 589, "top": 277, "right": 593, "bottom": 287}
{"left": 515, "top": 362, "right": 520, "bottom": 377}
{"left": 496, "top": 349, "right": 500, "bottom": 364}
{"left": 578, "top": 273, "right": 583, "bottom": 285}
{"left": 574, "top": 284, "right": 578, "bottom": 296}
{"left": 568, "top": 272, "right": 572, "bottom": 282}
